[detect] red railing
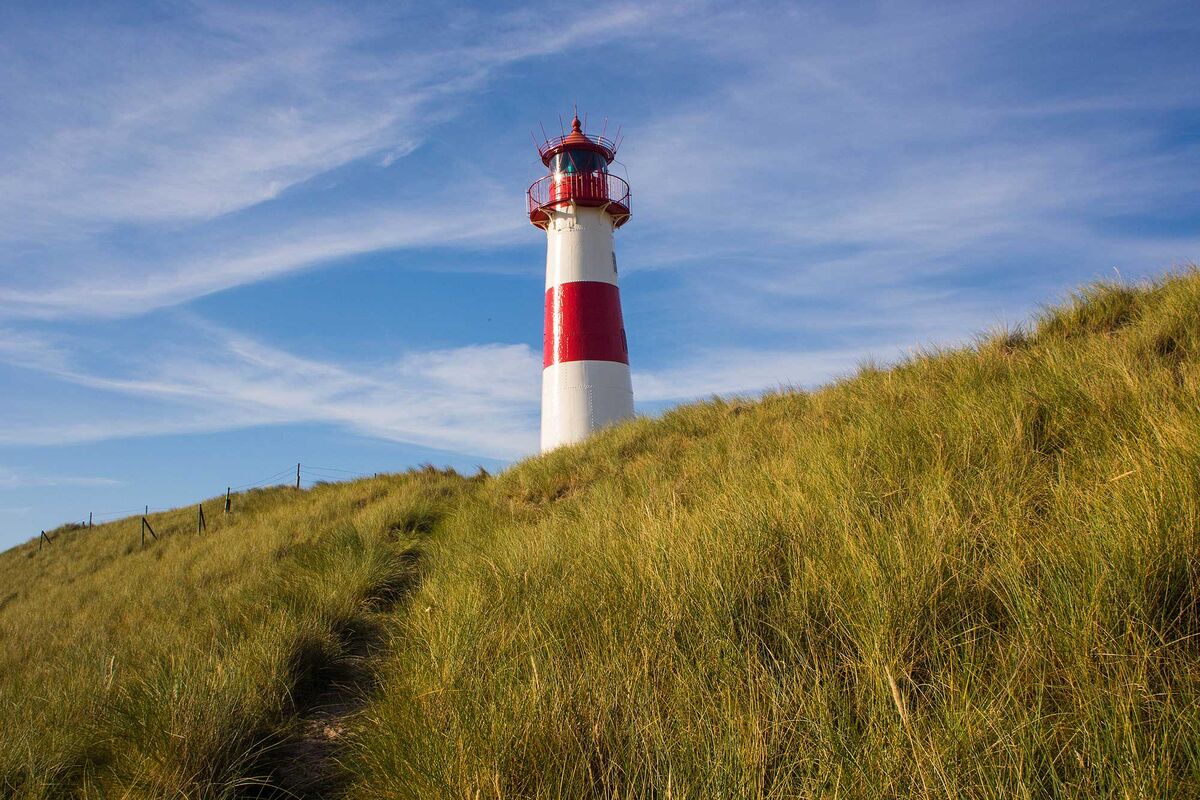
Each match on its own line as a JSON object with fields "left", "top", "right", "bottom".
{"left": 536, "top": 133, "right": 619, "bottom": 162}
{"left": 527, "top": 172, "right": 632, "bottom": 227}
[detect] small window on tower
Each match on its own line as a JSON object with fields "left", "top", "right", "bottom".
{"left": 612, "top": 253, "right": 618, "bottom": 275}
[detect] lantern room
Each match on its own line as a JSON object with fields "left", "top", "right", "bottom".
{"left": 528, "top": 115, "right": 631, "bottom": 229}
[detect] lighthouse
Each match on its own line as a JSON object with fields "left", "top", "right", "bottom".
{"left": 528, "top": 114, "right": 634, "bottom": 451}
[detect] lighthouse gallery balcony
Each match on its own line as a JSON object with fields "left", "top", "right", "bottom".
{"left": 527, "top": 171, "right": 632, "bottom": 229}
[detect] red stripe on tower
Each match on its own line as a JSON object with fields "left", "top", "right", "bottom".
{"left": 543, "top": 281, "right": 629, "bottom": 367}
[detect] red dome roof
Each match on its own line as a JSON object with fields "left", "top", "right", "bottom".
{"left": 562, "top": 116, "right": 590, "bottom": 146}
{"left": 536, "top": 114, "right": 619, "bottom": 166}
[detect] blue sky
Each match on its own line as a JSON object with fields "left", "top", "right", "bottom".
{"left": 1, "top": 0, "right": 1198, "bottom": 548}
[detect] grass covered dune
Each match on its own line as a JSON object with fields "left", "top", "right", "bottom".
{"left": 348, "top": 272, "right": 1200, "bottom": 798}
{"left": 0, "top": 471, "right": 474, "bottom": 797}
{"left": 2, "top": 270, "right": 1200, "bottom": 798}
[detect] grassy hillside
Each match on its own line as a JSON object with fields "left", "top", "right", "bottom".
{"left": 4, "top": 270, "right": 1200, "bottom": 798}
{"left": 0, "top": 471, "right": 475, "bottom": 797}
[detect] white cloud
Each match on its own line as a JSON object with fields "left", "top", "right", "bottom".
{"left": 0, "top": 318, "right": 915, "bottom": 457}
{"left": 8, "top": 0, "right": 1191, "bottom": 332}
{"left": 0, "top": 328, "right": 73, "bottom": 372}
{"left": 605, "top": 0, "right": 1199, "bottom": 362}
{"left": 0, "top": 1, "right": 659, "bottom": 320}
{"left": 0, "top": 467, "right": 121, "bottom": 490}
{"left": 0, "top": 322, "right": 543, "bottom": 458}
{"left": 0, "top": 3, "right": 651, "bottom": 236}
{"left": 620, "top": 3, "right": 1197, "bottom": 264}
{"left": 633, "top": 347, "right": 873, "bottom": 402}
{"left": 0, "top": 198, "right": 522, "bottom": 319}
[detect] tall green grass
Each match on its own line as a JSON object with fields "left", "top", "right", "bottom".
{"left": 342, "top": 271, "right": 1200, "bottom": 798}
{"left": 0, "top": 469, "right": 471, "bottom": 797}
{"left": 4, "top": 270, "right": 1200, "bottom": 798}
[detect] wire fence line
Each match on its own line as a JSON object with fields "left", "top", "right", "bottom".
{"left": 305, "top": 465, "right": 373, "bottom": 477}
{"left": 36, "top": 463, "right": 386, "bottom": 549}
{"left": 230, "top": 468, "right": 296, "bottom": 492}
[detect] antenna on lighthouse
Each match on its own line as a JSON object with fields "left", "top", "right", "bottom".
{"left": 524, "top": 110, "right": 635, "bottom": 451}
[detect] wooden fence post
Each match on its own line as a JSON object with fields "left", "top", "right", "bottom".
{"left": 88, "top": 512, "right": 93, "bottom": 528}
{"left": 296, "top": 463, "right": 301, "bottom": 490}
{"left": 224, "top": 487, "right": 231, "bottom": 514}
{"left": 141, "top": 517, "right": 157, "bottom": 546}
{"left": 197, "top": 504, "right": 206, "bottom": 533}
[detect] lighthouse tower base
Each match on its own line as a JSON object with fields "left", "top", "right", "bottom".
{"left": 541, "top": 360, "right": 634, "bottom": 450}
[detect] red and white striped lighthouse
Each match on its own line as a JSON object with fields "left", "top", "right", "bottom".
{"left": 528, "top": 114, "right": 633, "bottom": 451}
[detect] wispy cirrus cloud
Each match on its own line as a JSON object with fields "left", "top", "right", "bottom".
{"left": 0, "top": 467, "right": 121, "bottom": 490}
{"left": 9, "top": 0, "right": 1192, "bottom": 332}
{"left": 0, "top": 2, "right": 653, "bottom": 236}
{"left": 0, "top": 195, "right": 523, "bottom": 319}
{"left": 0, "top": 1, "right": 659, "bottom": 320}
{"left": 0, "top": 317, "right": 905, "bottom": 456}
{"left": 619, "top": 0, "right": 1200, "bottom": 335}
{"left": 632, "top": 347, "right": 870, "bottom": 403}
{"left": 0, "top": 322, "right": 543, "bottom": 457}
